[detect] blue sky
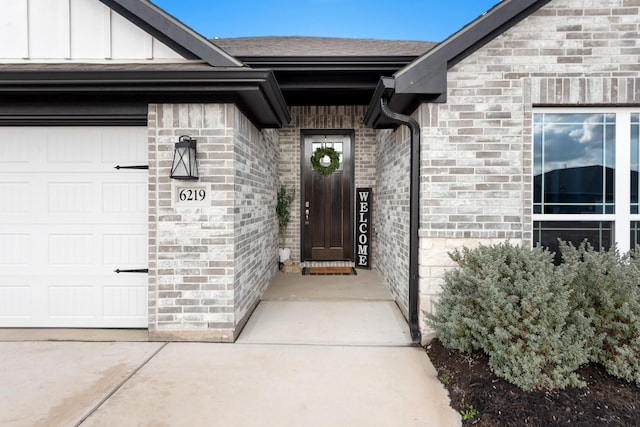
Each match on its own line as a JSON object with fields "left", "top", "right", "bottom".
{"left": 151, "top": 0, "right": 501, "bottom": 42}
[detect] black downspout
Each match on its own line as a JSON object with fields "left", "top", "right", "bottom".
{"left": 379, "top": 97, "right": 421, "bottom": 344}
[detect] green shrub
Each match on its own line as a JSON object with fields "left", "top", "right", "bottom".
{"left": 428, "top": 240, "right": 640, "bottom": 390}
{"left": 559, "top": 241, "right": 640, "bottom": 384}
{"left": 425, "top": 246, "right": 488, "bottom": 354}
{"left": 428, "top": 242, "right": 589, "bottom": 390}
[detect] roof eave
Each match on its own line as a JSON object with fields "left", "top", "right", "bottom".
{"left": 238, "top": 55, "right": 426, "bottom": 106}
{"left": 364, "top": 0, "right": 551, "bottom": 128}
{"left": 363, "top": 77, "right": 442, "bottom": 129}
{"left": 363, "top": 77, "right": 394, "bottom": 128}
{"left": 0, "top": 68, "right": 290, "bottom": 128}
{"left": 395, "top": 0, "right": 550, "bottom": 94}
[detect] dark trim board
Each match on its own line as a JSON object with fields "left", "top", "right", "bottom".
{"left": 0, "top": 68, "right": 291, "bottom": 128}
{"left": 236, "top": 55, "right": 424, "bottom": 105}
{"left": 394, "top": 0, "right": 550, "bottom": 96}
{"left": 0, "top": 100, "right": 148, "bottom": 126}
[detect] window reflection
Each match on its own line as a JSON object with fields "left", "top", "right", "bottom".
{"left": 534, "top": 113, "right": 615, "bottom": 214}
{"left": 631, "top": 114, "right": 639, "bottom": 214}
{"left": 631, "top": 221, "right": 640, "bottom": 250}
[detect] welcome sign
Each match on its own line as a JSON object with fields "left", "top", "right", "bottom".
{"left": 356, "top": 188, "right": 372, "bottom": 269}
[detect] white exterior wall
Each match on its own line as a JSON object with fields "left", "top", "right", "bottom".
{"left": 417, "top": 0, "right": 640, "bottom": 342}
{"left": 233, "top": 117, "right": 280, "bottom": 329}
{"left": 374, "top": 128, "right": 411, "bottom": 317}
{"left": 0, "top": 0, "right": 183, "bottom": 62}
{"left": 148, "top": 103, "right": 278, "bottom": 342}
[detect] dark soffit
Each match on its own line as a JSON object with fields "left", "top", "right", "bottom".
{"left": 212, "top": 37, "right": 437, "bottom": 106}
{"left": 235, "top": 55, "right": 424, "bottom": 105}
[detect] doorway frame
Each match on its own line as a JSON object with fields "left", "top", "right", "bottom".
{"left": 299, "top": 129, "right": 356, "bottom": 262}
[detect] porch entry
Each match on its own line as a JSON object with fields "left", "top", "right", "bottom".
{"left": 301, "top": 131, "right": 354, "bottom": 261}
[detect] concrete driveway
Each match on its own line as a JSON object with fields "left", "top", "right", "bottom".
{"left": 0, "top": 341, "right": 163, "bottom": 426}
{"left": 1, "top": 341, "right": 460, "bottom": 427}
{"left": 1, "top": 271, "right": 461, "bottom": 427}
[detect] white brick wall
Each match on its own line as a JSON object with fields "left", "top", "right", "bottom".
{"left": 233, "top": 112, "right": 279, "bottom": 329}
{"left": 374, "top": 127, "right": 411, "bottom": 317}
{"left": 415, "top": 0, "right": 640, "bottom": 341}
{"left": 148, "top": 103, "right": 277, "bottom": 341}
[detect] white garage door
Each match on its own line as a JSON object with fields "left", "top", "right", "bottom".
{"left": 0, "top": 127, "right": 148, "bottom": 328}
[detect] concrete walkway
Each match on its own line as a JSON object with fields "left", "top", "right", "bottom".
{"left": 0, "top": 270, "right": 461, "bottom": 427}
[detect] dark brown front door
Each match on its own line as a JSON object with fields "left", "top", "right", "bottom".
{"left": 302, "top": 131, "right": 354, "bottom": 261}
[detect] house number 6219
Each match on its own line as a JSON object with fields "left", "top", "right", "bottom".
{"left": 178, "top": 188, "right": 206, "bottom": 201}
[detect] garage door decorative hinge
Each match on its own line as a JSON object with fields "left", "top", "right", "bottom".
{"left": 114, "top": 165, "right": 149, "bottom": 170}
{"left": 114, "top": 268, "right": 149, "bottom": 274}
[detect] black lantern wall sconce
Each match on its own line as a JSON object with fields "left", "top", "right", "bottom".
{"left": 170, "top": 135, "right": 199, "bottom": 180}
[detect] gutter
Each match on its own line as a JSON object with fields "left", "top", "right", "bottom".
{"left": 378, "top": 96, "right": 421, "bottom": 344}
{"left": 0, "top": 68, "right": 291, "bottom": 129}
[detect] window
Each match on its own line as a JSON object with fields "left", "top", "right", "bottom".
{"left": 631, "top": 113, "right": 639, "bottom": 213}
{"left": 533, "top": 109, "right": 638, "bottom": 255}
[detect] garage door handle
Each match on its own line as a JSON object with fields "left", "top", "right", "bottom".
{"left": 114, "top": 268, "right": 149, "bottom": 274}
{"left": 114, "top": 165, "right": 149, "bottom": 170}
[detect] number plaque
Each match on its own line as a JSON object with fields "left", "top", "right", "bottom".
{"left": 174, "top": 185, "right": 209, "bottom": 207}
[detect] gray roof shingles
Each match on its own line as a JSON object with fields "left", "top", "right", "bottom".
{"left": 211, "top": 36, "right": 436, "bottom": 57}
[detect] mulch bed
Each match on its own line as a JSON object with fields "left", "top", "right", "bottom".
{"left": 425, "top": 338, "right": 640, "bottom": 426}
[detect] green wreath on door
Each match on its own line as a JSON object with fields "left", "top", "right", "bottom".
{"left": 310, "top": 147, "right": 340, "bottom": 176}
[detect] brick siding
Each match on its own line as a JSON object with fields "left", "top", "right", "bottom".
{"left": 148, "top": 103, "right": 277, "bottom": 341}
{"left": 415, "top": 0, "right": 640, "bottom": 341}
{"left": 233, "top": 115, "right": 279, "bottom": 329}
{"left": 374, "top": 128, "right": 411, "bottom": 317}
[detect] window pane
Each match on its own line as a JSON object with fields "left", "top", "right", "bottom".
{"left": 632, "top": 114, "right": 639, "bottom": 214}
{"left": 631, "top": 221, "right": 640, "bottom": 250}
{"left": 312, "top": 139, "right": 344, "bottom": 171}
{"left": 533, "top": 221, "right": 614, "bottom": 263}
{"left": 533, "top": 113, "right": 615, "bottom": 214}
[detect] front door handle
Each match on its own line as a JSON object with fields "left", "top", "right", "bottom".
{"left": 305, "top": 201, "right": 310, "bottom": 224}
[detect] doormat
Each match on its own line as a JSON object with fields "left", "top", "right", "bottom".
{"left": 302, "top": 267, "right": 357, "bottom": 275}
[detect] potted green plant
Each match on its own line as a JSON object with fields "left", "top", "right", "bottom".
{"left": 276, "top": 185, "right": 295, "bottom": 262}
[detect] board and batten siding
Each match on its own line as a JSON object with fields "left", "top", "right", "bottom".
{"left": 0, "top": 0, "right": 183, "bottom": 62}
